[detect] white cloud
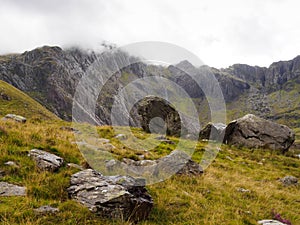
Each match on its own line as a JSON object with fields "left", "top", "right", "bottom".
{"left": 1, "top": 0, "right": 300, "bottom": 68}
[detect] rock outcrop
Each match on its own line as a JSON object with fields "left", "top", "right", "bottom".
{"left": 223, "top": 114, "right": 295, "bottom": 151}
{"left": 0, "top": 182, "right": 26, "bottom": 196}
{"left": 28, "top": 149, "right": 64, "bottom": 172}
{"left": 117, "top": 150, "right": 203, "bottom": 178}
{"left": 67, "top": 169, "right": 153, "bottom": 222}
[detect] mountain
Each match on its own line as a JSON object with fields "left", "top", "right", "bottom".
{"left": 0, "top": 46, "right": 299, "bottom": 129}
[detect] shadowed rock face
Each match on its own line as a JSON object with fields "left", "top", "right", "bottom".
{"left": 223, "top": 114, "right": 295, "bottom": 152}
{"left": 67, "top": 169, "right": 153, "bottom": 223}
{"left": 137, "top": 96, "right": 182, "bottom": 137}
{"left": 199, "top": 123, "right": 226, "bottom": 142}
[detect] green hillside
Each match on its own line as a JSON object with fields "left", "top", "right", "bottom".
{"left": 0, "top": 80, "right": 58, "bottom": 121}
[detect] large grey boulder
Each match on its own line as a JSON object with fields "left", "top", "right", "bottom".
{"left": 67, "top": 169, "right": 153, "bottom": 222}
{"left": 137, "top": 96, "right": 181, "bottom": 137}
{"left": 223, "top": 114, "right": 295, "bottom": 152}
{"left": 0, "top": 182, "right": 26, "bottom": 196}
{"left": 28, "top": 149, "right": 64, "bottom": 172}
{"left": 199, "top": 123, "right": 226, "bottom": 142}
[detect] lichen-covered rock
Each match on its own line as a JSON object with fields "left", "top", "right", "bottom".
{"left": 67, "top": 169, "right": 153, "bottom": 222}
{"left": 223, "top": 114, "right": 295, "bottom": 152}
{"left": 28, "top": 149, "right": 64, "bottom": 172}
{"left": 0, "top": 182, "right": 26, "bottom": 196}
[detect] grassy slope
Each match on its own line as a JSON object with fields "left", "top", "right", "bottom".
{"left": 0, "top": 80, "right": 58, "bottom": 121}
{"left": 0, "top": 80, "right": 299, "bottom": 224}
{"left": 0, "top": 119, "right": 299, "bottom": 225}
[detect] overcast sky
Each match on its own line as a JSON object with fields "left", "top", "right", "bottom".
{"left": 1, "top": 0, "right": 300, "bottom": 68}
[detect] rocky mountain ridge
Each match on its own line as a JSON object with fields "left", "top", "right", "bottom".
{"left": 0, "top": 46, "right": 299, "bottom": 128}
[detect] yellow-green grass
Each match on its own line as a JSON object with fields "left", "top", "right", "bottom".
{"left": 0, "top": 80, "right": 58, "bottom": 121}
{"left": 0, "top": 119, "right": 299, "bottom": 225}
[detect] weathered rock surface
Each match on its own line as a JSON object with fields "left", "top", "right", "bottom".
{"left": 279, "top": 176, "right": 298, "bottom": 186}
{"left": 67, "top": 169, "right": 153, "bottom": 222}
{"left": 3, "top": 114, "right": 26, "bottom": 123}
{"left": 199, "top": 123, "right": 226, "bottom": 141}
{"left": 28, "top": 149, "right": 64, "bottom": 172}
{"left": 0, "top": 182, "right": 26, "bottom": 196}
{"left": 34, "top": 205, "right": 59, "bottom": 215}
{"left": 223, "top": 114, "right": 295, "bottom": 151}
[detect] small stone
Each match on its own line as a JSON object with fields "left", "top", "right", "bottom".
{"left": 115, "top": 134, "right": 127, "bottom": 140}
{"left": 280, "top": 176, "right": 298, "bottom": 186}
{"left": 34, "top": 205, "right": 59, "bottom": 215}
{"left": 67, "top": 163, "right": 84, "bottom": 171}
{"left": 237, "top": 187, "right": 250, "bottom": 193}
{"left": 258, "top": 220, "right": 287, "bottom": 225}
{"left": 0, "top": 182, "right": 26, "bottom": 196}
{"left": 4, "top": 161, "right": 19, "bottom": 167}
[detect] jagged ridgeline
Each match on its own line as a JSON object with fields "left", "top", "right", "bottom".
{"left": 0, "top": 46, "right": 300, "bottom": 129}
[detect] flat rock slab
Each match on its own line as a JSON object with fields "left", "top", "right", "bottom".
{"left": 67, "top": 169, "right": 153, "bottom": 222}
{"left": 28, "top": 149, "right": 64, "bottom": 172}
{"left": 0, "top": 182, "right": 26, "bottom": 196}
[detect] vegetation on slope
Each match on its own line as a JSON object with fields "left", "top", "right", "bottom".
{"left": 0, "top": 80, "right": 58, "bottom": 120}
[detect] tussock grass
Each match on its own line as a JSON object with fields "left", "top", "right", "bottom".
{"left": 0, "top": 118, "right": 299, "bottom": 224}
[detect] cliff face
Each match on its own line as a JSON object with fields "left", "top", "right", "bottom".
{"left": 0, "top": 46, "right": 299, "bottom": 127}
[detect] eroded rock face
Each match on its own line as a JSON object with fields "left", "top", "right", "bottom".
{"left": 67, "top": 169, "right": 153, "bottom": 222}
{"left": 223, "top": 114, "right": 295, "bottom": 152}
{"left": 0, "top": 182, "right": 26, "bottom": 196}
{"left": 28, "top": 149, "right": 64, "bottom": 172}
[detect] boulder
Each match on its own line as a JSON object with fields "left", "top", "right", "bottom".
{"left": 199, "top": 123, "right": 226, "bottom": 141}
{"left": 67, "top": 169, "right": 153, "bottom": 222}
{"left": 223, "top": 114, "right": 295, "bottom": 152}
{"left": 3, "top": 114, "right": 26, "bottom": 123}
{"left": 136, "top": 96, "right": 181, "bottom": 137}
{"left": 0, "top": 182, "right": 26, "bottom": 196}
{"left": 28, "top": 149, "right": 64, "bottom": 172}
